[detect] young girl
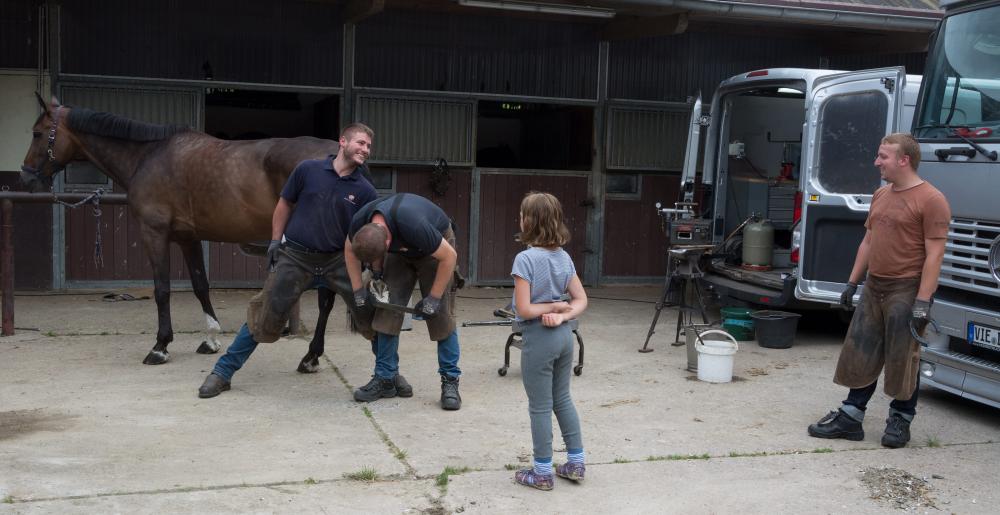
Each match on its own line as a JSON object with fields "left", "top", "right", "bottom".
{"left": 510, "top": 192, "right": 588, "bottom": 491}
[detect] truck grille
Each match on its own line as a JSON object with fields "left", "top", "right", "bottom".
{"left": 939, "top": 219, "right": 1000, "bottom": 296}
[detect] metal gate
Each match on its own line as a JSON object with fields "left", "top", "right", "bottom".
{"left": 57, "top": 82, "right": 203, "bottom": 287}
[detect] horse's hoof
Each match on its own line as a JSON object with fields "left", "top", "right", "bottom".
{"left": 196, "top": 339, "right": 221, "bottom": 354}
{"left": 142, "top": 350, "right": 169, "bottom": 365}
{"left": 297, "top": 357, "right": 321, "bottom": 374}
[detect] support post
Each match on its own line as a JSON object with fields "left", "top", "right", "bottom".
{"left": 2, "top": 199, "right": 14, "bottom": 336}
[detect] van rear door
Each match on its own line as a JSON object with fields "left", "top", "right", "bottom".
{"left": 795, "top": 68, "right": 906, "bottom": 304}
{"left": 679, "top": 93, "right": 703, "bottom": 196}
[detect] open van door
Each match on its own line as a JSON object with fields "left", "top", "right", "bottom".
{"left": 795, "top": 68, "right": 906, "bottom": 304}
{"left": 679, "top": 93, "right": 703, "bottom": 199}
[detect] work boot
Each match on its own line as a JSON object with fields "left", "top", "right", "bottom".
{"left": 440, "top": 375, "right": 462, "bottom": 410}
{"left": 807, "top": 409, "right": 864, "bottom": 441}
{"left": 881, "top": 413, "right": 911, "bottom": 448}
{"left": 354, "top": 375, "right": 397, "bottom": 402}
{"left": 198, "top": 373, "right": 231, "bottom": 399}
{"left": 394, "top": 374, "right": 413, "bottom": 398}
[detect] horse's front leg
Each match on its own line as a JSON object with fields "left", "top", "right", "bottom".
{"left": 180, "top": 240, "right": 222, "bottom": 355}
{"left": 140, "top": 229, "right": 173, "bottom": 365}
{"left": 298, "top": 287, "right": 335, "bottom": 373}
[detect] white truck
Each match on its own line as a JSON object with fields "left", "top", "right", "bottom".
{"left": 679, "top": 67, "right": 920, "bottom": 310}
{"left": 912, "top": 0, "right": 1000, "bottom": 408}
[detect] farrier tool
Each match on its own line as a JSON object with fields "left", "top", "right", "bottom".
{"left": 368, "top": 277, "right": 424, "bottom": 316}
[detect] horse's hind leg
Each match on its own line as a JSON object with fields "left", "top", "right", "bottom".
{"left": 141, "top": 229, "right": 174, "bottom": 365}
{"left": 181, "top": 240, "right": 222, "bottom": 355}
{"left": 298, "top": 287, "right": 334, "bottom": 373}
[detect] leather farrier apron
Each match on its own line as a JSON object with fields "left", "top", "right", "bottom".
{"left": 833, "top": 275, "right": 921, "bottom": 400}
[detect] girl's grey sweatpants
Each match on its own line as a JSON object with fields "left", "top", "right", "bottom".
{"left": 520, "top": 321, "right": 583, "bottom": 460}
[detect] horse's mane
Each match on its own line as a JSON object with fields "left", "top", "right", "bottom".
{"left": 66, "top": 108, "right": 190, "bottom": 142}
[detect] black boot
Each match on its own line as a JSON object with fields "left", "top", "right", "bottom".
{"left": 440, "top": 375, "right": 462, "bottom": 410}
{"left": 807, "top": 409, "right": 864, "bottom": 441}
{"left": 394, "top": 374, "right": 413, "bottom": 398}
{"left": 198, "top": 373, "right": 231, "bottom": 399}
{"left": 354, "top": 375, "right": 397, "bottom": 402}
{"left": 881, "top": 413, "right": 911, "bottom": 448}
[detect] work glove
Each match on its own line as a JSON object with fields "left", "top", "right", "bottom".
{"left": 353, "top": 287, "right": 371, "bottom": 308}
{"left": 911, "top": 297, "right": 932, "bottom": 335}
{"left": 371, "top": 269, "right": 384, "bottom": 283}
{"left": 415, "top": 295, "right": 442, "bottom": 318}
{"left": 266, "top": 240, "right": 281, "bottom": 272}
{"left": 840, "top": 282, "right": 858, "bottom": 309}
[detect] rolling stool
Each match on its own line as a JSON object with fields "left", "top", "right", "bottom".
{"left": 498, "top": 317, "right": 584, "bottom": 377}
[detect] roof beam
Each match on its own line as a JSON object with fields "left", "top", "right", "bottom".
{"left": 599, "top": 12, "right": 689, "bottom": 40}
{"left": 342, "top": 0, "right": 385, "bottom": 23}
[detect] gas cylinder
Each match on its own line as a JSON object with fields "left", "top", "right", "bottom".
{"left": 742, "top": 217, "right": 774, "bottom": 270}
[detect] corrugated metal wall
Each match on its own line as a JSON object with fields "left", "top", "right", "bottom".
{"left": 609, "top": 31, "right": 823, "bottom": 102}
{"left": 59, "top": 83, "right": 200, "bottom": 283}
{"left": 356, "top": 95, "right": 475, "bottom": 165}
{"left": 828, "top": 52, "right": 927, "bottom": 75}
{"left": 606, "top": 104, "right": 690, "bottom": 171}
{"left": 355, "top": 10, "right": 599, "bottom": 99}
{"left": 0, "top": 0, "right": 40, "bottom": 69}
{"left": 60, "top": 0, "right": 342, "bottom": 86}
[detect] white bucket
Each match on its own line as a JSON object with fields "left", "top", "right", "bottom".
{"left": 695, "top": 329, "right": 739, "bottom": 383}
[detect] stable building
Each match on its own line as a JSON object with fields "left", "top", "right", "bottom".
{"left": 0, "top": 0, "right": 941, "bottom": 290}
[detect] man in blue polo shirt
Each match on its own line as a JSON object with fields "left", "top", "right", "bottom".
{"left": 198, "top": 123, "right": 379, "bottom": 398}
{"left": 345, "top": 193, "right": 463, "bottom": 410}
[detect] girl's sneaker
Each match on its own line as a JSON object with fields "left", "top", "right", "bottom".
{"left": 555, "top": 462, "right": 585, "bottom": 482}
{"left": 514, "top": 468, "right": 554, "bottom": 491}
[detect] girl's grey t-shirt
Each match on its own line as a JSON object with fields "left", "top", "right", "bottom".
{"left": 510, "top": 246, "right": 576, "bottom": 322}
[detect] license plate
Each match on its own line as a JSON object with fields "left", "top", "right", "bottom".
{"left": 968, "top": 322, "right": 1000, "bottom": 351}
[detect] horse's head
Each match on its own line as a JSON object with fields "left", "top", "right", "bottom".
{"left": 21, "top": 93, "right": 76, "bottom": 192}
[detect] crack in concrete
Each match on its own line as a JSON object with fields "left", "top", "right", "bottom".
{"left": 322, "top": 354, "right": 418, "bottom": 478}
{"left": 6, "top": 441, "right": 996, "bottom": 505}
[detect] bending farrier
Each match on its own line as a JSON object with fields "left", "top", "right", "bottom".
{"left": 344, "top": 193, "right": 463, "bottom": 410}
{"left": 808, "top": 133, "right": 951, "bottom": 448}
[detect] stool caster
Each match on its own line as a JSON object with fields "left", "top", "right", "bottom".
{"left": 498, "top": 367, "right": 508, "bottom": 376}
{"left": 573, "top": 365, "right": 583, "bottom": 376}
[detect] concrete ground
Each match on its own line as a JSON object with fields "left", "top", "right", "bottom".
{"left": 1, "top": 286, "right": 997, "bottom": 514}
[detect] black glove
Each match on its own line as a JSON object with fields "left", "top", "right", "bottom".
{"left": 912, "top": 297, "right": 932, "bottom": 335}
{"left": 840, "top": 282, "right": 858, "bottom": 309}
{"left": 353, "top": 287, "right": 370, "bottom": 308}
{"left": 415, "top": 295, "right": 442, "bottom": 318}
{"left": 266, "top": 240, "right": 281, "bottom": 272}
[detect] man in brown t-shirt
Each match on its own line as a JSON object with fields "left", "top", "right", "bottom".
{"left": 808, "top": 133, "right": 951, "bottom": 448}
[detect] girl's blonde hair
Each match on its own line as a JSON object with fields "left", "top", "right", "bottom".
{"left": 518, "top": 191, "right": 570, "bottom": 247}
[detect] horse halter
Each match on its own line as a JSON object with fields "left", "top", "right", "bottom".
{"left": 21, "top": 106, "right": 65, "bottom": 183}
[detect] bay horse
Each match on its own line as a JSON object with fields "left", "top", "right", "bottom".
{"left": 21, "top": 94, "right": 355, "bottom": 371}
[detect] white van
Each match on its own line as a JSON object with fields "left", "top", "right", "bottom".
{"left": 679, "top": 68, "right": 919, "bottom": 309}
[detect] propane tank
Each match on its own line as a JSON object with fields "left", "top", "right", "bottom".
{"left": 742, "top": 216, "right": 774, "bottom": 271}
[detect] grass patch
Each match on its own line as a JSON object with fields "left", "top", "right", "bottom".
{"left": 648, "top": 453, "right": 711, "bottom": 461}
{"left": 504, "top": 464, "right": 519, "bottom": 471}
{"left": 44, "top": 331, "right": 57, "bottom": 337}
{"left": 2, "top": 495, "right": 13, "bottom": 504}
{"left": 362, "top": 407, "right": 372, "bottom": 418}
{"left": 926, "top": 436, "right": 941, "bottom": 448}
{"left": 394, "top": 449, "right": 407, "bottom": 460}
{"left": 304, "top": 477, "right": 317, "bottom": 485}
{"left": 436, "top": 466, "right": 472, "bottom": 488}
{"left": 613, "top": 457, "right": 631, "bottom": 464}
{"left": 812, "top": 448, "right": 834, "bottom": 454}
{"left": 728, "top": 451, "right": 768, "bottom": 458}
{"left": 343, "top": 467, "right": 379, "bottom": 482}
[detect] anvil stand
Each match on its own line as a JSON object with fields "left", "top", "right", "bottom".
{"left": 639, "top": 245, "right": 712, "bottom": 353}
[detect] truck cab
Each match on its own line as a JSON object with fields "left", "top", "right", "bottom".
{"left": 681, "top": 68, "right": 914, "bottom": 310}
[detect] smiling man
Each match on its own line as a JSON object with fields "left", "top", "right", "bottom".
{"left": 198, "top": 123, "right": 378, "bottom": 398}
{"left": 808, "top": 133, "right": 951, "bottom": 448}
